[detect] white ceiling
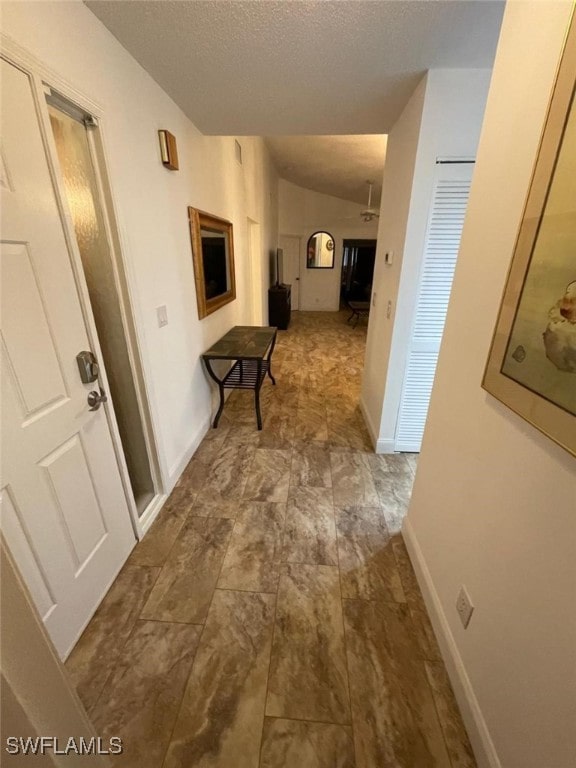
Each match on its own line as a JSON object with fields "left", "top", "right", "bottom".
{"left": 85, "top": 1, "right": 502, "bottom": 204}
{"left": 86, "top": 1, "right": 504, "bottom": 135}
{"left": 265, "top": 135, "right": 387, "bottom": 206}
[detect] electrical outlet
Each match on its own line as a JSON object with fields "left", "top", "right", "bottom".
{"left": 385, "top": 250, "right": 394, "bottom": 265}
{"left": 456, "top": 585, "right": 474, "bottom": 629}
{"left": 156, "top": 305, "right": 168, "bottom": 328}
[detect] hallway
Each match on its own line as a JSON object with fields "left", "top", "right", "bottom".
{"left": 65, "top": 311, "right": 475, "bottom": 768}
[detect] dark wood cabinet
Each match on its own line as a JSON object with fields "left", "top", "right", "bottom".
{"left": 268, "top": 284, "right": 291, "bottom": 330}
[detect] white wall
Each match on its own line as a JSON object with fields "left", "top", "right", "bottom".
{"left": 1, "top": 1, "right": 279, "bottom": 492}
{"left": 360, "top": 76, "right": 428, "bottom": 441}
{"left": 404, "top": 3, "right": 576, "bottom": 768}
{"left": 278, "top": 179, "right": 379, "bottom": 311}
{"left": 361, "top": 69, "right": 492, "bottom": 450}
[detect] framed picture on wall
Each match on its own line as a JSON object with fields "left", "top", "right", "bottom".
{"left": 483, "top": 13, "right": 576, "bottom": 458}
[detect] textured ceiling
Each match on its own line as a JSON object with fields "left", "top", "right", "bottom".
{"left": 266, "top": 135, "right": 387, "bottom": 206}
{"left": 86, "top": 0, "right": 504, "bottom": 135}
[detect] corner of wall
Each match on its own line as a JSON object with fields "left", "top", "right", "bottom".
{"left": 361, "top": 78, "right": 428, "bottom": 441}
{"left": 359, "top": 395, "right": 377, "bottom": 448}
{"left": 372, "top": 67, "right": 491, "bottom": 448}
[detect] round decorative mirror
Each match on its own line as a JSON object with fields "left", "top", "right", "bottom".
{"left": 307, "top": 231, "right": 335, "bottom": 269}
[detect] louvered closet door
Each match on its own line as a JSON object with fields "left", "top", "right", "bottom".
{"left": 395, "top": 163, "right": 473, "bottom": 452}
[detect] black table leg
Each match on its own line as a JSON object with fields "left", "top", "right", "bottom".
{"left": 204, "top": 359, "right": 226, "bottom": 428}
{"left": 266, "top": 331, "right": 277, "bottom": 385}
{"left": 213, "top": 383, "right": 225, "bottom": 428}
{"left": 255, "top": 359, "right": 263, "bottom": 429}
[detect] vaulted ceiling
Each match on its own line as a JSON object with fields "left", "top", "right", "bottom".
{"left": 265, "top": 135, "right": 387, "bottom": 206}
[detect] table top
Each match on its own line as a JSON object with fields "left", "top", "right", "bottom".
{"left": 202, "top": 326, "right": 277, "bottom": 360}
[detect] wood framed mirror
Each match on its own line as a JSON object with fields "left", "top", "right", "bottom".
{"left": 188, "top": 207, "right": 236, "bottom": 319}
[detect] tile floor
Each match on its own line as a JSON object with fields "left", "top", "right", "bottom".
{"left": 66, "top": 310, "right": 475, "bottom": 768}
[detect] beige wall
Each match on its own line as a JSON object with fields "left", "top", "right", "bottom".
{"left": 404, "top": 3, "right": 576, "bottom": 767}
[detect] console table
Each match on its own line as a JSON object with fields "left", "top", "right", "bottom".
{"left": 201, "top": 326, "right": 277, "bottom": 430}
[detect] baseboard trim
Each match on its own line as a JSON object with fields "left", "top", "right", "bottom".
{"left": 375, "top": 438, "right": 396, "bottom": 454}
{"left": 137, "top": 492, "right": 168, "bottom": 537}
{"left": 167, "top": 415, "right": 212, "bottom": 488}
{"left": 138, "top": 415, "right": 211, "bottom": 536}
{"left": 359, "top": 396, "right": 377, "bottom": 449}
{"left": 402, "top": 518, "right": 502, "bottom": 768}
{"left": 358, "top": 398, "right": 397, "bottom": 454}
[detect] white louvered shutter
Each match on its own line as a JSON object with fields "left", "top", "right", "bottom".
{"left": 395, "top": 163, "right": 473, "bottom": 452}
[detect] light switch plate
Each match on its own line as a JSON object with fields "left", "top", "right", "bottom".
{"left": 156, "top": 305, "right": 168, "bottom": 328}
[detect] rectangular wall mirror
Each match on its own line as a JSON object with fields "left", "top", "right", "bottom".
{"left": 188, "top": 207, "right": 236, "bottom": 318}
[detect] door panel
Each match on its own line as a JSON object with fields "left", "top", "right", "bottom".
{"left": 280, "top": 235, "right": 300, "bottom": 309}
{"left": 39, "top": 435, "right": 108, "bottom": 568}
{"left": 2, "top": 241, "right": 68, "bottom": 418}
{"left": 1, "top": 487, "right": 56, "bottom": 621}
{"left": 0, "top": 60, "right": 135, "bottom": 658}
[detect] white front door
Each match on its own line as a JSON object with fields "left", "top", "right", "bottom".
{"left": 1, "top": 61, "right": 136, "bottom": 658}
{"left": 280, "top": 235, "right": 301, "bottom": 309}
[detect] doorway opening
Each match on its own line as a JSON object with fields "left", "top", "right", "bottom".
{"left": 246, "top": 218, "right": 263, "bottom": 324}
{"left": 341, "top": 239, "right": 377, "bottom": 305}
{"left": 47, "top": 93, "right": 158, "bottom": 517}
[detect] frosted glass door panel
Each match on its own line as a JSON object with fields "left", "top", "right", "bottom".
{"left": 49, "top": 107, "right": 154, "bottom": 515}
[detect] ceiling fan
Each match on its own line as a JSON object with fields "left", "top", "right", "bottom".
{"left": 360, "top": 180, "right": 380, "bottom": 222}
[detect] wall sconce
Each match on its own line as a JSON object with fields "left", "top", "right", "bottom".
{"left": 158, "top": 130, "right": 179, "bottom": 170}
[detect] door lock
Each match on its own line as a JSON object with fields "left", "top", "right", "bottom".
{"left": 76, "top": 351, "right": 99, "bottom": 384}
{"left": 87, "top": 387, "right": 108, "bottom": 411}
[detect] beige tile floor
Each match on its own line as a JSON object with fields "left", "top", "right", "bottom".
{"left": 66, "top": 310, "right": 476, "bottom": 768}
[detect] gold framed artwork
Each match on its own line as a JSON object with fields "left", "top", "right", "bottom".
{"left": 483, "top": 12, "right": 576, "bottom": 458}
{"left": 188, "top": 207, "right": 236, "bottom": 319}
